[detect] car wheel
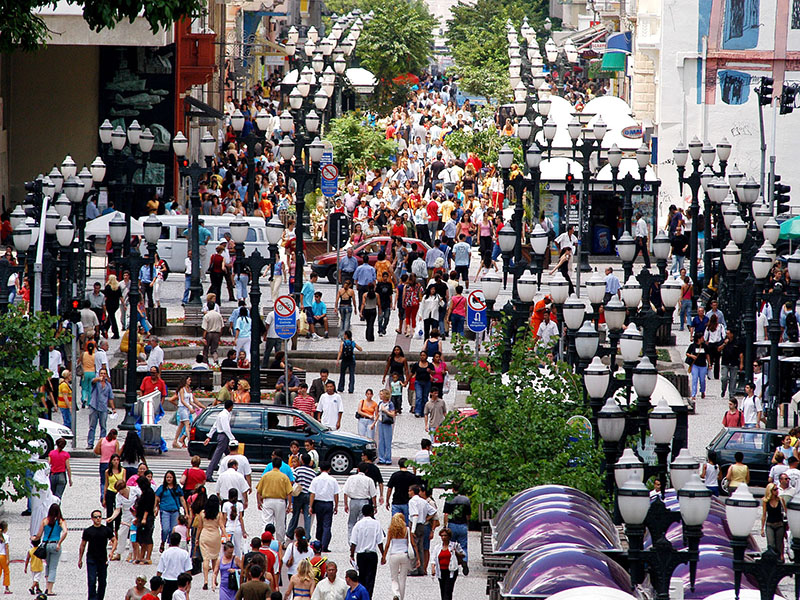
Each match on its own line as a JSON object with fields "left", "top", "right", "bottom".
{"left": 328, "top": 449, "right": 353, "bottom": 475}
{"left": 326, "top": 268, "right": 336, "bottom": 285}
{"left": 40, "top": 435, "right": 54, "bottom": 459}
{"left": 720, "top": 476, "right": 730, "bottom": 496}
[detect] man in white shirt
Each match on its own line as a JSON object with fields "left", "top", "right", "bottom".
{"left": 741, "top": 383, "right": 763, "bottom": 428}
{"left": 316, "top": 382, "right": 344, "bottom": 430}
{"left": 310, "top": 561, "right": 348, "bottom": 600}
{"left": 408, "top": 484, "right": 438, "bottom": 575}
{"left": 147, "top": 337, "right": 165, "bottom": 372}
{"left": 770, "top": 454, "right": 789, "bottom": 483}
{"left": 786, "top": 457, "right": 800, "bottom": 489}
{"left": 537, "top": 311, "right": 559, "bottom": 348}
{"left": 309, "top": 461, "right": 340, "bottom": 552}
{"left": 348, "top": 504, "right": 384, "bottom": 599}
{"left": 203, "top": 400, "right": 236, "bottom": 481}
{"left": 220, "top": 442, "right": 252, "bottom": 490}
{"left": 156, "top": 532, "right": 192, "bottom": 600}
{"left": 342, "top": 465, "right": 377, "bottom": 537}
{"left": 94, "top": 340, "right": 110, "bottom": 375}
{"left": 216, "top": 459, "right": 249, "bottom": 509}
{"left": 633, "top": 211, "right": 651, "bottom": 268}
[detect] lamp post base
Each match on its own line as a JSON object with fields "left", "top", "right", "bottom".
{"left": 119, "top": 402, "right": 138, "bottom": 431}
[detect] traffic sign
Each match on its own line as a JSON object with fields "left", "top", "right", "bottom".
{"left": 274, "top": 295, "right": 297, "bottom": 339}
{"left": 321, "top": 141, "right": 334, "bottom": 166}
{"left": 321, "top": 163, "right": 339, "bottom": 197}
{"left": 466, "top": 290, "right": 487, "bottom": 333}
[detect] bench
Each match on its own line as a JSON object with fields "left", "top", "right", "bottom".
{"left": 110, "top": 367, "right": 215, "bottom": 392}
{"left": 184, "top": 304, "right": 240, "bottom": 329}
{"left": 220, "top": 367, "right": 307, "bottom": 390}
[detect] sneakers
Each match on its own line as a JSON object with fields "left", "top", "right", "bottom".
{"left": 312, "top": 333, "right": 322, "bottom": 340}
{"left": 463, "top": 564, "right": 470, "bottom": 576}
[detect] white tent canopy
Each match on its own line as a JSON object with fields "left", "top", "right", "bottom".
{"left": 282, "top": 67, "right": 377, "bottom": 92}
{"left": 596, "top": 159, "right": 658, "bottom": 182}
{"left": 84, "top": 211, "right": 143, "bottom": 237}
{"left": 539, "top": 157, "right": 583, "bottom": 181}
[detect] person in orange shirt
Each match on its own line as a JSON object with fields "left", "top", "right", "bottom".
{"left": 259, "top": 193, "right": 273, "bottom": 218}
{"left": 530, "top": 296, "right": 555, "bottom": 338}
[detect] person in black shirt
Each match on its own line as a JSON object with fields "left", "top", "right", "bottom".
{"left": 375, "top": 272, "right": 394, "bottom": 337}
{"left": 220, "top": 349, "right": 238, "bottom": 369}
{"left": 719, "top": 329, "right": 743, "bottom": 400}
{"left": 135, "top": 476, "right": 156, "bottom": 564}
{"left": 359, "top": 451, "right": 385, "bottom": 504}
{"left": 385, "top": 458, "right": 419, "bottom": 523}
{"left": 670, "top": 225, "right": 689, "bottom": 275}
{"left": 443, "top": 486, "right": 471, "bottom": 571}
{"left": 78, "top": 509, "right": 115, "bottom": 600}
{"left": 686, "top": 333, "right": 708, "bottom": 402}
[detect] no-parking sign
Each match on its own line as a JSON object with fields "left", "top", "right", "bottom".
{"left": 274, "top": 295, "right": 297, "bottom": 339}
{"left": 321, "top": 163, "right": 339, "bottom": 197}
{"left": 466, "top": 290, "right": 487, "bottom": 333}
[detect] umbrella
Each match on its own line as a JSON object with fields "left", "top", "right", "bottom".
{"left": 84, "top": 211, "right": 144, "bottom": 237}
{"left": 392, "top": 72, "right": 420, "bottom": 86}
{"left": 780, "top": 215, "right": 800, "bottom": 240}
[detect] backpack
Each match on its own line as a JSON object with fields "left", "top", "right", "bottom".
{"left": 342, "top": 339, "right": 355, "bottom": 361}
{"left": 306, "top": 556, "right": 327, "bottom": 582}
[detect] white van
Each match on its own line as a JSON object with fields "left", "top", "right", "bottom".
{"left": 137, "top": 215, "right": 272, "bottom": 273}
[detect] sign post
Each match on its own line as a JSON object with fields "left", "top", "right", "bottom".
{"left": 466, "top": 290, "right": 487, "bottom": 364}
{"left": 274, "top": 295, "right": 297, "bottom": 405}
{"left": 320, "top": 163, "right": 339, "bottom": 198}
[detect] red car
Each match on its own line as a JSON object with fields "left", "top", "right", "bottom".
{"left": 311, "top": 236, "right": 430, "bottom": 283}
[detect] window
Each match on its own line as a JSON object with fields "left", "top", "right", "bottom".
{"left": 231, "top": 410, "right": 262, "bottom": 430}
{"left": 270, "top": 411, "right": 307, "bottom": 431}
{"left": 217, "top": 227, "right": 257, "bottom": 242}
{"left": 160, "top": 226, "right": 171, "bottom": 240}
{"left": 724, "top": 431, "right": 761, "bottom": 450}
{"left": 793, "top": 0, "right": 800, "bottom": 29}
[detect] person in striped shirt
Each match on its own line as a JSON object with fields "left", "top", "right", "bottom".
{"left": 287, "top": 453, "right": 316, "bottom": 540}
{"left": 293, "top": 382, "right": 316, "bottom": 427}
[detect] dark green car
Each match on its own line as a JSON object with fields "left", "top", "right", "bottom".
{"left": 188, "top": 404, "right": 376, "bottom": 475}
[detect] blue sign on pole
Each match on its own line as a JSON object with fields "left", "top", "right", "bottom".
{"left": 320, "top": 163, "right": 339, "bottom": 197}
{"left": 274, "top": 295, "right": 297, "bottom": 339}
{"left": 466, "top": 290, "right": 487, "bottom": 333}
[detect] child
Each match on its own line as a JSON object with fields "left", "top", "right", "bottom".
{"left": 390, "top": 372, "right": 407, "bottom": 415}
{"left": 25, "top": 538, "right": 44, "bottom": 596}
{"left": 0, "top": 521, "right": 9, "bottom": 594}
{"left": 173, "top": 572, "right": 192, "bottom": 600}
{"left": 173, "top": 514, "right": 190, "bottom": 551}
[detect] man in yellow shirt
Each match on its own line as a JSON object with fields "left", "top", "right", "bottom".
{"left": 256, "top": 458, "right": 293, "bottom": 542}
{"left": 58, "top": 369, "right": 73, "bottom": 429}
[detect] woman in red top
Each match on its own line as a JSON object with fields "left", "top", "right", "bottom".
{"left": 402, "top": 274, "right": 422, "bottom": 337}
{"left": 181, "top": 455, "right": 207, "bottom": 499}
{"left": 446, "top": 286, "right": 467, "bottom": 336}
{"left": 391, "top": 219, "right": 407, "bottom": 238}
{"left": 48, "top": 437, "right": 72, "bottom": 499}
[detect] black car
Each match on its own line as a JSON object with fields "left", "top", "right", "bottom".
{"left": 706, "top": 427, "right": 789, "bottom": 492}
{"left": 188, "top": 404, "right": 376, "bottom": 475}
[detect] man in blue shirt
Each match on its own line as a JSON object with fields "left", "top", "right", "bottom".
{"left": 261, "top": 449, "right": 296, "bottom": 482}
{"left": 338, "top": 248, "right": 358, "bottom": 284}
{"left": 353, "top": 258, "right": 377, "bottom": 312}
{"left": 183, "top": 218, "right": 212, "bottom": 275}
{"left": 301, "top": 273, "right": 319, "bottom": 338}
{"left": 139, "top": 259, "right": 156, "bottom": 307}
{"left": 310, "top": 291, "right": 329, "bottom": 338}
{"left": 87, "top": 368, "right": 115, "bottom": 448}
{"left": 604, "top": 266, "right": 621, "bottom": 303}
{"left": 452, "top": 234, "right": 471, "bottom": 288}
{"left": 690, "top": 306, "right": 709, "bottom": 338}
{"left": 425, "top": 244, "right": 444, "bottom": 277}
{"left": 344, "top": 570, "right": 370, "bottom": 600}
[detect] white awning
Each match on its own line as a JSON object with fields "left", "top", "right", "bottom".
{"left": 539, "top": 157, "right": 583, "bottom": 181}
{"left": 596, "top": 159, "right": 658, "bottom": 182}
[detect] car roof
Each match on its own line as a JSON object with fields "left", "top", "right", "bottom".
{"left": 722, "top": 427, "right": 791, "bottom": 435}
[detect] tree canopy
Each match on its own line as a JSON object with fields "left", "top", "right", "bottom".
{"left": 417, "top": 325, "right": 606, "bottom": 511}
{"left": 2, "top": 0, "right": 204, "bottom": 52}
{"left": 323, "top": 111, "right": 397, "bottom": 175}
{"left": 0, "top": 307, "right": 64, "bottom": 503}
{"left": 447, "top": 0, "right": 551, "bottom": 102}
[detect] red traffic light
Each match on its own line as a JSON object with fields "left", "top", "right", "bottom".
{"left": 71, "top": 300, "right": 80, "bottom": 309}
{"left": 181, "top": 159, "right": 190, "bottom": 168}
{"left": 565, "top": 173, "right": 574, "bottom": 183}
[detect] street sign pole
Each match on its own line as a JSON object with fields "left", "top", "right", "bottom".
{"left": 466, "top": 290, "right": 488, "bottom": 365}
{"left": 284, "top": 340, "right": 289, "bottom": 405}
{"left": 335, "top": 225, "right": 341, "bottom": 311}
{"left": 273, "top": 294, "right": 298, "bottom": 404}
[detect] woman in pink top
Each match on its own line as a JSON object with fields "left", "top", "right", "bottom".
{"left": 48, "top": 437, "right": 72, "bottom": 499}
{"left": 430, "top": 351, "right": 448, "bottom": 396}
{"left": 94, "top": 428, "right": 119, "bottom": 501}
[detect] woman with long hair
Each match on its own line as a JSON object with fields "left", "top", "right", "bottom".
{"left": 382, "top": 345, "right": 410, "bottom": 390}
{"left": 283, "top": 527, "right": 313, "bottom": 578}
{"left": 80, "top": 341, "right": 96, "bottom": 408}
{"left": 103, "top": 453, "right": 125, "bottom": 532}
{"left": 95, "top": 429, "right": 120, "bottom": 500}
{"left": 214, "top": 541, "right": 241, "bottom": 600}
{"left": 120, "top": 431, "right": 147, "bottom": 480}
{"left": 381, "top": 513, "right": 419, "bottom": 600}
{"left": 172, "top": 375, "right": 203, "bottom": 449}
{"left": 120, "top": 271, "right": 131, "bottom": 329}
{"left": 360, "top": 283, "right": 379, "bottom": 342}
{"left": 402, "top": 274, "right": 422, "bottom": 337}
{"left": 234, "top": 306, "right": 252, "bottom": 361}
{"left": 762, "top": 482, "right": 787, "bottom": 560}
{"left": 103, "top": 274, "right": 123, "bottom": 338}
{"left": 33, "top": 504, "right": 68, "bottom": 595}
{"left": 419, "top": 287, "right": 444, "bottom": 341}
{"left": 156, "top": 470, "right": 187, "bottom": 553}
{"left": 48, "top": 437, "right": 72, "bottom": 499}
{"left": 197, "top": 494, "right": 225, "bottom": 590}
{"left": 221, "top": 489, "right": 246, "bottom": 558}
{"left": 704, "top": 314, "right": 725, "bottom": 379}
{"left": 284, "top": 555, "right": 316, "bottom": 600}
{"left": 336, "top": 279, "right": 356, "bottom": 339}
{"left": 429, "top": 528, "right": 466, "bottom": 600}
{"left": 430, "top": 351, "right": 448, "bottom": 397}
{"left": 549, "top": 247, "right": 575, "bottom": 296}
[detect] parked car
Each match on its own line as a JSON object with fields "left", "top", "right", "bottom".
{"left": 188, "top": 404, "right": 376, "bottom": 475}
{"left": 311, "top": 236, "right": 430, "bottom": 283}
{"left": 706, "top": 426, "right": 787, "bottom": 492}
{"left": 38, "top": 418, "right": 75, "bottom": 457}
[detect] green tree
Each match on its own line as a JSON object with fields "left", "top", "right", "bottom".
{"left": 357, "top": 0, "right": 435, "bottom": 110}
{"left": 2, "top": 0, "right": 204, "bottom": 52}
{"left": 417, "top": 325, "right": 606, "bottom": 511}
{"left": 0, "top": 307, "right": 64, "bottom": 503}
{"left": 323, "top": 112, "right": 397, "bottom": 175}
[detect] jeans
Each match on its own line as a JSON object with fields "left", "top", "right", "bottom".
{"left": 338, "top": 359, "right": 356, "bottom": 394}
{"left": 235, "top": 274, "right": 249, "bottom": 300}
{"left": 50, "top": 471, "right": 67, "bottom": 499}
{"left": 449, "top": 522, "right": 469, "bottom": 561}
{"left": 347, "top": 498, "right": 370, "bottom": 538}
{"left": 378, "top": 307, "right": 392, "bottom": 335}
{"left": 721, "top": 364, "right": 739, "bottom": 399}
{"left": 86, "top": 557, "right": 108, "bottom": 600}
{"left": 45, "top": 543, "right": 61, "bottom": 583}
{"left": 415, "top": 380, "right": 431, "bottom": 416}
{"left": 286, "top": 492, "right": 311, "bottom": 540}
{"left": 160, "top": 509, "right": 180, "bottom": 543}
{"left": 691, "top": 365, "right": 708, "bottom": 397}
{"left": 438, "top": 571, "right": 458, "bottom": 600}
{"left": 87, "top": 408, "right": 108, "bottom": 446}
{"left": 450, "top": 314, "right": 465, "bottom": 336}
{"left": 183, "top": 275, "right": 192, "bottom": 304}
{"left": 679, "top": 299, "right": 692, "bottom": 330}
{"left": 391, "top": 503, "right": 409, "bottom": 524}
{"left": 339, "top": 306, "right": 352, "bottom": 338}
{"left": 671, "top": 254, "right": 685, "bottom": 275}
{"left": 313, "top": 500, "right": 334, "bottom": 551}
{"left": 358, "top": 416, "right": 375, "bottom": 440}
{"left": 378, "top": 422, "right": 393, "bottom": 463}
{"left": 60, "top": 407, "right": 72, "bottom": 430}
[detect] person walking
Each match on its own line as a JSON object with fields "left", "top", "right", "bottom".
{"left": 700, "top": 451, "right": 720, "bottom": 496}
{"left": 719, "top": 330, "right": 743, "bottom": 400}
{"left": 419, "top": 286, "right": 444, "bottom": 340}
{"left": 376, "top": 271, "right": 394, "bottom": 337}
{"left": 725, "top": 451, "right": 750, "bottom": 492}
{"left": 78, "top": 509, "right": 115, "bottom": 600}
{"left": 355, "top": 389, "right": 379, "bottom": 440}
{"left": 429, "top": 528, "right": 465, "bottom": 600}
{"left": 310, "top": 560, "right": 348, "bottom": 600}
{"left": 354, "top": 258, "right": 377, "bottom": 313}
{"left": 349, "top": 504, "right": 384, "bottom": 599}
{"left": 202, "top": 303, "right": 225, "bottom": 364}
{"left": 360, "top": 284, "right": 379, "bottom": 342}
{"left": 33, "top": 504, "right": 68, "bottom": 596}
{"left": 256, "top": 457, "right": 293, "bottom": 543}
{"left": 208, "top": 245, "right": 228, "bottom": 305}
{"left": 156, "top": 532, "right": 193, "bottom": 600}
{"left": 762, "top": 482, "right": 787, "bottom": 560}
{"left": 81, "top": 341, "right": 97, "bottom": 408}
{"left": 284, "top": 528, "right": 314, "bottom": 581}
{"left": 633, "top": 211, "right": 651, "bottom": 268}
{"left": 155, "top": 471, "right": 187, "bottom": 553}
{"left": 704, "top": 315, "right": 725, "bottom": 379}
{"left": 102, "top": 454, "right": 124, "bottom": 533}
{"left": 685, "top": 333, "right": 708, "bottom": 402}
{"left": 343, "top": 465, "right": 378, "bottom": 539}
{"left": 215, "top": 541, "right": 241, "bottom": 600}
{"left": 445, "top": 286, "right": 467, "bottom": 337}
{"left": 198, "top": 495, "right": 225, "bottom": 591}
{"left": 57, "top": 368, "right": 73, "bottom": 429}
{"left": 335, "top": 280, "right": 356, "bottom": 339}
{"left": 234, "top": 307, "right": 253, "bottom": 362}
{"left": 204, "top": 400, "right": 236, "bottom": 481}
{"left": 48, "top": 437, "right": 72, "bottom": 499}
{"left": 412, "top": 351, "right": 434, "bottom": 418}
{"left": 381, "top": 513, "right": 419, "bottom": 600}
{"left": 309, "top": 462, "right": 340, "bottom": 552}
{"left": 377, "top": 390, "right": 397, "bottom": 465}
{"left": 286, "top": 453, "right": 316, "bottom": 541}
{"left": 442, "top": 486, "right": 470, "bottom": 568}
{"left": 285, "top": 558, "right": 317, "bottom": 600}
{"left": 742, "top": 383, "right": 764, "bottom": 428}
{"left": 336, "top": 331, "right": 362, "bottom": 395}
{"left": 172, "top": 375, "right": 204, "bottom": 449}
{"left": 103, "top": 274, "right": 123, "bottom": 338}
{"left": 679, "top": 275, "right": 692, "bottom": 331}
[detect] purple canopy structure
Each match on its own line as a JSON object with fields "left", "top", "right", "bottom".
{"left": 493, "top": 485, "right": 601, "bottom": 525}
{"left": 493, "top": 509, "right": 622, "bottom": 554}
{"left": 672, "top": 546, "right": 761, "bottom": 599}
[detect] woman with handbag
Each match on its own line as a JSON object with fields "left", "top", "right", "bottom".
{"left": 377, "top": 390, "right": 397, "bottom": 465}
{"left": 214, "top": 541, "right": 241, "bottom": 600}
{"left": 382, "top": 513, "right": 419, "bottom": 600}
{"left": 32, "top": 503, "right": 68, "bottom": 596}
{"left": 355, "top": 389, "right": 379, "bottom": 440}
{"left": 155, "top": 470, "right": 188, "bottom": 553}
{"left": 429, "top": 528, "right": 466, "bottom": 600}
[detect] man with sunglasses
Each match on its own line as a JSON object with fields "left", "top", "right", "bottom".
{"left": 78, "top": 510, "right": 115, "bottom": 600}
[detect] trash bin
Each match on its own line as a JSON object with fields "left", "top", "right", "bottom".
{"left": 592, "top": 225, "right": 612, "bottom": 254}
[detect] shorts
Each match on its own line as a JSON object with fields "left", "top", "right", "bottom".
{"left": 130, "top": 524, "right": 137, "bottom": 543}
{"left": 178, "top": 405, "right": 191, "bottom": 422}
{"left": 455, "top": 265, "right": 469, "bottom": 281}
{"left": 31, "top": 570, "right": 44, "bottom": 585}
{"left": 137, "top": 520, "right": 154, "bottom": 545}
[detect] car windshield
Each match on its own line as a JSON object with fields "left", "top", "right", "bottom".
{"left": 268, "top": 410, "right": 330, "bottom": 432}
